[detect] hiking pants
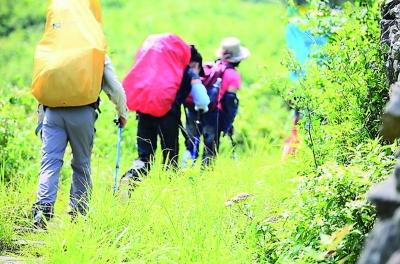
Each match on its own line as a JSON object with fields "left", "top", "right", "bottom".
{"left": 137, "top": 110, "right": 180, "bottom": 168}
{"left": 35, "top": 106, "right": 96, "bottom": 214}
{"left": 184, "top": 108, "right": 221, "bottom": 165}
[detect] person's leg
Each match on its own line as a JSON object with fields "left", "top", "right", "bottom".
{"left": 293, "top": 108, "right": 300, "bottom": 125}
{"left": 159, "top": 110, "right": 180, "bottom": 169}
{"left": 123, "top": 113, "right": 158, "bottom": 180}
{"left": 183, "top": 108, "right": 201, "bottom": 164}
{"left": 201, "top": 110, "right": 220, "bottom": 167}
{"left": 137, "top": 113, "right": 158, "bottom": 163}
{"left": 64, "top": 106, "right": 96, "bottom": 216}
{"left": 33, "top": 108, "right": 67, "bottom": 227}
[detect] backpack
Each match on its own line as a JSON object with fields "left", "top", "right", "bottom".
{"left": 123, "top": 33, "right": 191, "bottom": 117}
{"left": 31, "top": 0, "right": 106, "bottom": 107}
{"left": 185, "top": 60, "right": 233, "bottom": 110}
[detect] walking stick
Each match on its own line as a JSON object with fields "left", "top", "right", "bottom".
{"left": 113, "top": 126, "right": 123, "bottom": 194}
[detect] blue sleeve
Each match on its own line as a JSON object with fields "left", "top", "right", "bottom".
{"left": 191, "top": 82, "right": 210, "bottom": 106}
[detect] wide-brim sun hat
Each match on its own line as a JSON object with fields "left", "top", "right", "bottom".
{"left": 216, "top": 37, "right": 250, "bottom": 63}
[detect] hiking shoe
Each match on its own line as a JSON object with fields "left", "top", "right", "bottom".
{"left": 32, "top": 203, "right": 54, "bottom": 229}
{"left": 181, "top": 150, "right": 195, "bottom": 168}
{"left": 67, "top": 206, "right": 88, "bottom": 223}
{"left": 119, "top": 159, "right": 148, "bottom": 197}
{"left": 68, "top": 210, "right": 78, "bottom": 224}
{"left": 122, "top": 159, "right": 148, "bottom": 181}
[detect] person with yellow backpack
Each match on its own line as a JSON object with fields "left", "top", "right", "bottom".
{"left": 31, "top": 0, "right": 128, "bottom": 228}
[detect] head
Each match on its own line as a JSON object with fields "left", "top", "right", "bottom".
{"left": 216, "top": 37, "right": 250, "bottom": 64}
{"left": 189, "top": 45, "right": 205, "bottom": 77}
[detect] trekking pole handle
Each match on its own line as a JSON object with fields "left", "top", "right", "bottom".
{"left": 114, "top": 118, "right": 123, "bottom": 128}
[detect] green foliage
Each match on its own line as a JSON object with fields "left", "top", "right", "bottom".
{"left": 260, "top": 0, "right": 395, "bottom": 262}
{"left": 0, "top": 215, "right": 14, "bottom": 254}
{"left": 255, "top": 140, "right": 395, "bottom": 263}
{"left": 282, "top": 1, "right": 387, "bottom": 164}
{"left": 0, "top": 95, "right": 37, "bottom": 183}
{"left": 0, "top": 0, "right": 46, "bottom": 36}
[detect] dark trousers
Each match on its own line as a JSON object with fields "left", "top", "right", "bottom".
{"left": 184, "top": 108, "right": 221, "bottom": 165}
{"left": 137, "top": 110, "right": 180, "bottom": 168}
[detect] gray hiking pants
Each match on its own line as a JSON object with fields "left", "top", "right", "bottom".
{"left": 35, "top": 106, "right": 96, "bottom": 214}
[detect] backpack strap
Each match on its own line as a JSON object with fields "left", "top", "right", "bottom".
{"left": 89, "top": 97, "right": 101, "bottom": 114}
{"left": 203, "top": 61, "right": 228, "bottom": 88}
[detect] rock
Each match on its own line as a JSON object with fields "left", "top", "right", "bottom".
{"left": 357, "top": 209, "right": 400, "bottom": 264}
{"left": 387, "top": 251, "right": 400, "bottom": 264}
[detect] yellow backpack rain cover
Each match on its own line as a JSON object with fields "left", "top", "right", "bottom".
{"left": 31, "top": 0, "right": 107, "bottom": 107}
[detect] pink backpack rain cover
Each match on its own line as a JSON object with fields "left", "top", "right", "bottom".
{"left": 123, "top": 33, "right": 191, "bottom": 117}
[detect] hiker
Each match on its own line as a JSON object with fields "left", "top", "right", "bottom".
{"left": 31, "top": 0, "right": 128, "bottom": 228}
{"left": 182, "top": 37, "right": 250, "bottom": 167}
{"left": 121, "top": 33, "right": 210, "bottom": 181}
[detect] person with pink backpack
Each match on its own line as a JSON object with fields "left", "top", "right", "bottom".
{"left": 121, "top": 33, "right": 210, "bottom": 183}
{"left": 182, "top": 37, "right": 250, "bottom": 167}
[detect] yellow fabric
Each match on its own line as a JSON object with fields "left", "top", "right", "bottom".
{"left": 31, "top": 0, "right": 107, "bottom": 107}
{"left": 89, "top": 0, "right": 102, "bottom": 24}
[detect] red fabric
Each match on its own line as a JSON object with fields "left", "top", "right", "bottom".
{"left": 123, "top": 33, "right": 190, "bottom": 117}
{"left": 282, "top": 126, "right": 300, "bottom": 159}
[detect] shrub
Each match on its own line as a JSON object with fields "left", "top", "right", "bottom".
{"left": 255, "top": 140, "right": 395, "bottom": 263}
{"left": 281, "top": 1, "right": 387, "bottom": 164}
{"left": 0, "top": 0, "right": 46, "bottom": 37}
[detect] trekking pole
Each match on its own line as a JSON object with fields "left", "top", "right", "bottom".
{"left": 228, "top": 131, "right": 237, "bottom": 160}
{"left": 192, "top": 110, "right": 203, "bottom": 159}
{"left": 195, "top": 110, "right": 203, "bottom": 125}
{"left": 113, "top": 125, "right": 123, "bottom": 194}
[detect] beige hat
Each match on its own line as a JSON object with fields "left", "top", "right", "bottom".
{"left": 216, "top": 37, "right": 250, "bottom": 63}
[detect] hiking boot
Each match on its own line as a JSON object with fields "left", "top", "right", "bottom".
{"left": 68, "top": 209, "right": 78, "bottom": 223}
{"left": 67, "top": 205, "right": 88, "bottom": 223}
{"left": 119, "top": 159, "right": 148, "bottom": 197}
{"left": 181, "top": 150, "right": 195, "bottom": 168}
{"left": 122, "top": 159, "right": 148, "bottom": 181}
{"left": 32, "top": 203, "right": 54, "bottom": 229}
{"left": 201, "top": 156, "right": 215, "bottom": 168}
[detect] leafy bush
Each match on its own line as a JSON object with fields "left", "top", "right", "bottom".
{"left": 0, "top": 95, "right": 38, "bottom": 183}
{"left": 281, "top": 1, "right": 387, "bottom": 164}
{"left": 255, "top": 141, "right": 395, "bottom": 263}
{"left": 252, "top": 1, "right": 396, "bottom": 263}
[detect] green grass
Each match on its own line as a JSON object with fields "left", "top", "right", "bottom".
{"left": 0, "top": 0, "right": 302, "bottom": 262}
{"left": 21, "top": 145, "right": 301, "bottom": 263}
